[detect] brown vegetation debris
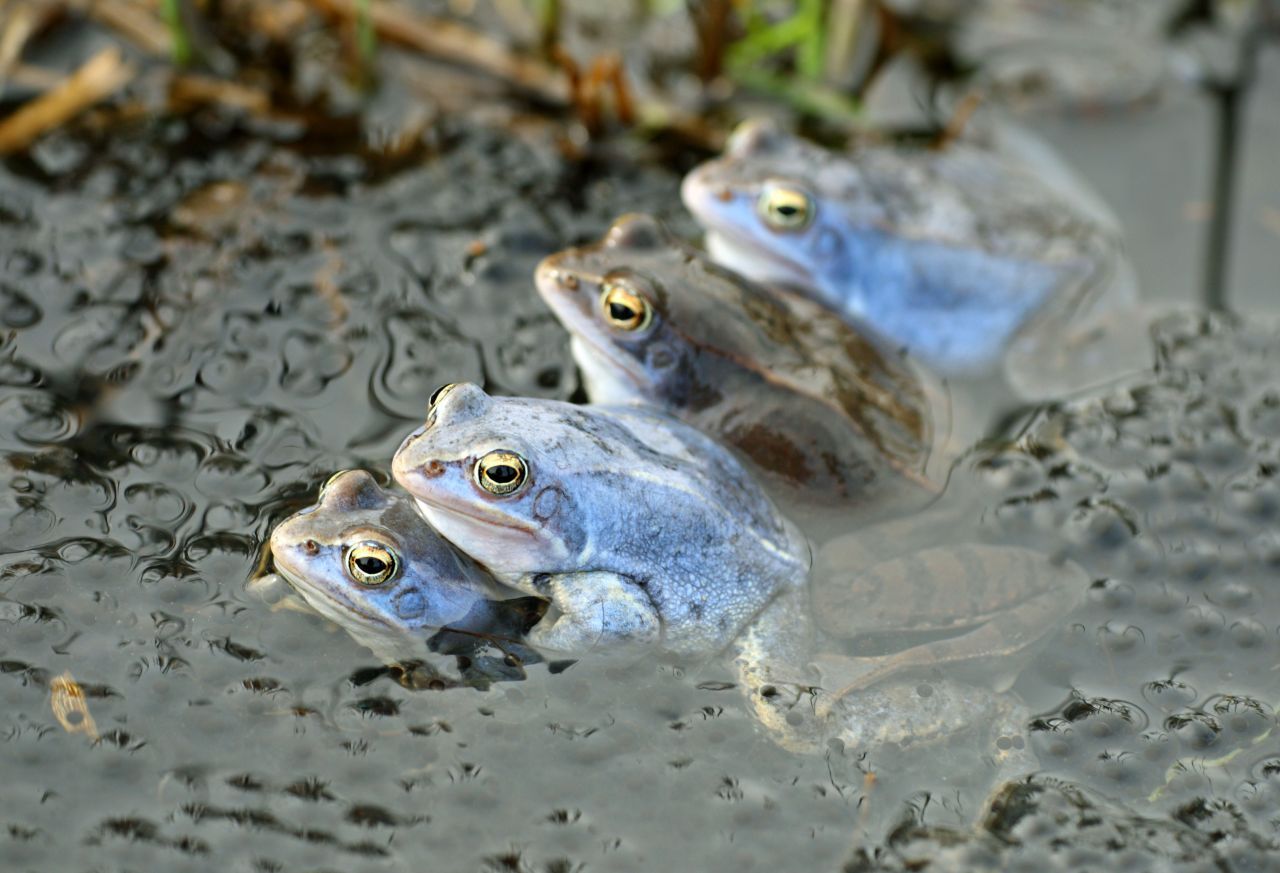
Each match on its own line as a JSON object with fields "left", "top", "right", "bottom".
{"left": 84, "top": 0, "right": 173, "bottom": 57}
{"left": 50, "top": 671, "right": 100, "bottom": 741}
{"left": 0, "top": 45, "right": 135, "bottom": 154}
{"left": 302, "top": 0, "right": 568, "bottom": 105}
{"left": 168, "top": 73, "right": 272, "bottom": 115}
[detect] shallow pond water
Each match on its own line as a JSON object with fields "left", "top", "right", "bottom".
{"left": 2, "top": 106, "right": 1279, "bottom": 872}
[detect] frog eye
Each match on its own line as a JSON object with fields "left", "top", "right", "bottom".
{"left": 599, "top": 280, "right": 652, "bottom": 332}
{"left": 475, "top": 450, "right": 528, "bottom": 496}
{"left": 346, "top": 542, "right": 398, "bottom": 586}
{"left": 757, "top": 184, "right": 813, "bottom": 232}
{"left": 429, "top": 383, "right": 458, "bottom": 410}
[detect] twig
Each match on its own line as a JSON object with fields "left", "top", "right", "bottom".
{"left": 1, "top": 0, "right": 61, "bottom": 86}
{"left": 84, "top": 0, "right": 173, "bottom": 56}
{"left": 6, "top": 62, "right": 66, "bottom": 91}
{"left": 302, "top": 0, "right": 569, "bottom": 104}
{"left": 168, "top": 73, "right": 272, "bottom": 114}
{"left": 0, "top": 46, "right": 134, "bottom": 154}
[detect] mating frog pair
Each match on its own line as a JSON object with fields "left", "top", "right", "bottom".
{"left": 270, "top": 378, "right": 1080, "bottom": 756}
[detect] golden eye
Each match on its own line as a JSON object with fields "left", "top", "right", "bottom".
{"left": 475, "top": 450, "right": 528, "bottom": 496}
{"left": 347, "top": 542, "right": 397, "bottom": 586}
{"left": 599, "top": 281, "right": 652, "bottom": 332}
{"left": 429, "top": 383, "right": 458, "bottom": 410}
{"left": 757, "top": 185, "right": 813, "bottom": 231}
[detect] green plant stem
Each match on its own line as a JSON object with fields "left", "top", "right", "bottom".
{"left": 160, "top": 0, "right": 192, "bottom": 67}
{"left": 357, "top": 0, "right": 378, "bottom": 74}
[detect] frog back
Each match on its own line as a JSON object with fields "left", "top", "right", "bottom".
{"left": 583, "top": 406, "right": 812, "bottom": 652}
{"left": 664, "top": 253, "right": 938, "bottom": 507}
{"left": 836, "top": 140, "right": 1118, "bottom": 270}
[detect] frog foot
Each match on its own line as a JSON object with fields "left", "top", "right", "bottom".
{"left": 526, "top": 571, "right": 661, "bottom": 654}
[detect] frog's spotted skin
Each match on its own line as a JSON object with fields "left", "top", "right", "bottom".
{"left": 534, "top": 213, "right": 937, "bottom": 513}
{"left": 269, "top": 469, "right": 520, "bottom": 653}
{"left": 390, "top": 383, "right": 810, "bottom": 657}
{"left": 681, "top": 118, "right": 1134, "bottom": 376}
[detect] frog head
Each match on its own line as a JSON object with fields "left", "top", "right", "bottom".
{"left": 268, "top": 469, "right": 505, "bottom": 637}
{"left": 534, "top": 213, "right": 754, "bottom": 409}
{"left": 681, "top": 119, "right": 855, "bottom": 296}
{"left": 390, "top": 384, "right": 591, "bottom": 581}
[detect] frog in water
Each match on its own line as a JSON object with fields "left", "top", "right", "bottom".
{"left": 534, "top": 212, "right": 941, "bottom": 522}
{"left": 681, "top": 119, "right": 1139, "bottom": 397}
{"left": 268, "top": 469, "right": 544, "bottom": 674}
{"left": 391, "top": 383, "right": 1082, "bottom": 762}
{"left": 391, "top": 382, "right": 810, "bottom": 656}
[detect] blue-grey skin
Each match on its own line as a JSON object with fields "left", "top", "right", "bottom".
{"left": 681, "top": 119, "right": 1132, "bottom": 375}
{"left": 269, "top": 469, "right": 526, "bottom": 657}
{"left": 534, "top": 213, "right": 938, "bottom": 514}
{"left": 385, "top": 387, "right": 1063, "bottom": 767}
{"left": 390, "top": 383, "right": 811, "bottom": 657}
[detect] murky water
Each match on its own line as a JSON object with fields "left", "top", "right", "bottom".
{"left": 2, "top": 69, "right": 1280, "bottom": 873}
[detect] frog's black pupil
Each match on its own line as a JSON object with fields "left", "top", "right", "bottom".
{"left": 777, "top": 204, "right": 797, "bottom": 216}
{"left": 488, "top": 464, "right": 518, "bottom": 484}
{"left": 609, "top": 302, "right": 636, "bottom": 321}
{"left": 429, "top": 385, "right": 446, "bottom": 407}
{"left": 356, "top": 556, "right": 387, "bottom": 574}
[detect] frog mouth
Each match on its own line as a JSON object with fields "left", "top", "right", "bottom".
{"left": 569, "top": 332, "right": 648, "bottom": 392}
{"left": 410, "top": 492, "right": 541, "bottom": 544}
{"left": 274, "top": 562, "right": 395, "bottom": 633}
{"left": 703, "top": 227, "right": 812, "bottom": 290}
{"left": 533, "top": 276, "right": 649, "bottom": 391}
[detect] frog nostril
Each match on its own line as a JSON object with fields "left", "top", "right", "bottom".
{"left": 303, "top": 539, "right": 319, "bottom": 555}
{"left": 715, "top": 187, "right": 732, "bottom": 202}
{"left": 422, "top": 460, "right": 446, "bottom": 479}
{"left": 560, "top": 273, "right": 579, "bottom": 291}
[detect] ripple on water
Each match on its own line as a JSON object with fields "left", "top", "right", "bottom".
{"left": 372, "top": 312, "right": 482, "bottom": 419}
{"left": 0, "top": 391, "right": 79, "bottom": 448}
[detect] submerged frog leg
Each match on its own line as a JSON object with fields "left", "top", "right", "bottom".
{"left": 526, "top": 571, "right": 660, "bottom": 654}
{"left": 814, "top": 549, "right": 1086, "bottom": 719}
{"left": 728, "top": 587, "right": 825, "bottom": 753}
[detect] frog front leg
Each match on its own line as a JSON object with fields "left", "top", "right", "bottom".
{"left": 524, "top": 571, "right": 661, "bottom": 654}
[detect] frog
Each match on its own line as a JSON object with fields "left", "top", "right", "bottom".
{"left": 390, "top": 382, "right": 1080, "bottom": 765}
{"left": 390, "top": 382, "right": 811, "bottom": 657}
{"left": 267, "top": 468, "right": 546, "bottom": 676}
{"left": 681, "top": 118, "right": 1140, "bottom": 397}
{"left": 534, "top": 212, "right": 942, "bottom": 523}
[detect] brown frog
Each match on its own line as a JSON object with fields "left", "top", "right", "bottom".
{"left": 535, "top": 213, "right": 945, "bottom": 525}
